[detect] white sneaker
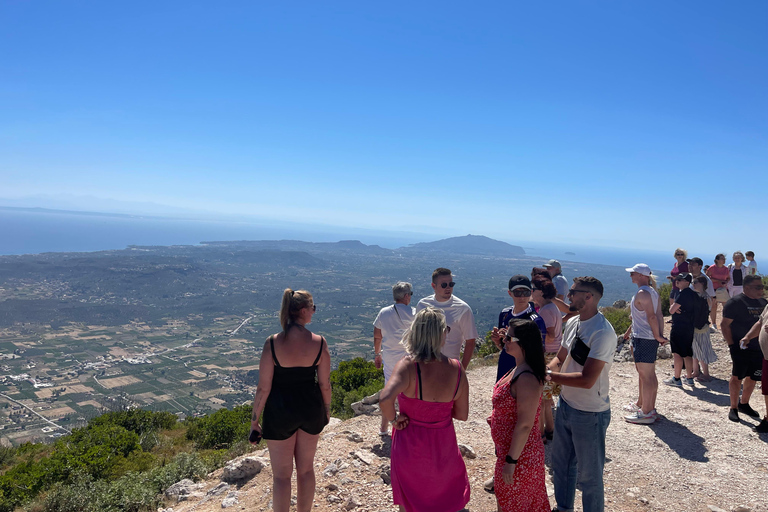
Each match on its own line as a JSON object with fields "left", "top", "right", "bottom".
{"left": 622, "top": 402, "right": 640, "bottom": 412}
{"left": 625, "top": 409, "right": 657, "bottom": 424}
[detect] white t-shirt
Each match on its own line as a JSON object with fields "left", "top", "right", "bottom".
{"left": 559, "top": 313, "right": 616, "bottom": 413}
{"left": 747, "top": 259, "right": 758, "bottom": 276}
{"left": 552, "top": 274, "right": 569, "bottom": 298}
{"left": 373, "top": 304, "right": 414, "bottom": 375}
{"left": 416, "top": 295, "right": 479, "bottom": 360}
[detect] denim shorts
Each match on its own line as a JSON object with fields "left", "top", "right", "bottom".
{"left": 631, "top": 337, "right": 659, "bottom": 363}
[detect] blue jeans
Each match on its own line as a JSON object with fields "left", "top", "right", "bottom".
{"left": 552, "top": 397, "right": 611, "bottom": 512}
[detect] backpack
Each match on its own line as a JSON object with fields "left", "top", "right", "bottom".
{"left": 692, "top": 292, "right": 710, "bottom": 330}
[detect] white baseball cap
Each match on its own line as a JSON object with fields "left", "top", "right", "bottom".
{"left": 625, "top": 263, "right": 652, "bottom": 276}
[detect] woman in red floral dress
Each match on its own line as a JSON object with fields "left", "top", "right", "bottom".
{"left": 490, "top": 318, "right": 551, "bottom": 512}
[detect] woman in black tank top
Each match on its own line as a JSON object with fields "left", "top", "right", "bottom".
{"left": 249, "top": 288, "right": 331, "bottom": 512}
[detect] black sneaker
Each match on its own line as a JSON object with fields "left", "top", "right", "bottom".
{"left": 738, "top": 402, "right": 761, "bottom": 419}
{"left": 728, "top": 408, "right": 739, "bottom": 422}
{"left": 754, "top": 418, "right": 768, "bottom": 433}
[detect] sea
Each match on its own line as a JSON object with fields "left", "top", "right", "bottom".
{"left": 0, "top": 208, "right": 672, "bottom": 273}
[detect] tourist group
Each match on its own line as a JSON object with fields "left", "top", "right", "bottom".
{"left": 248, "top": 251, "right": 766, "bottom": 512}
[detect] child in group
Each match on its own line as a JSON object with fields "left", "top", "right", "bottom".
{"left": 691, "top": 276, "right": 717, "bottom": 382}
{"left": 745, "top": 251, "right": 758, "bottom": 276}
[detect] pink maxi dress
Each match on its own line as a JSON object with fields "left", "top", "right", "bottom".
{"left": 390, "top": 359, "right": 470, "bottom": 512}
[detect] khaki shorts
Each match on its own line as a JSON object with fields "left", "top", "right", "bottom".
{"left": 543, "top": 352, "right": 561, "bottom": 401}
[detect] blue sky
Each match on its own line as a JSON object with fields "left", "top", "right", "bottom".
{"left": 2, "top": 1, "right": 767, "bottom": 256}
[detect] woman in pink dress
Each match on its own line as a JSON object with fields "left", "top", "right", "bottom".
{"left": 379, "top": 306, "right": 470, "bottom": 512}
{"left": 490, "top": 318, "right": 550, "bottom": 512}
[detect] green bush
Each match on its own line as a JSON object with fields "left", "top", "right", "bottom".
{"left": 88, "top": 409, "right": 177, "bottom": 435}
{"left": 329, "top": 358, "right": 384, "bottom": 418}
{"left": 476, "top": 330, "right": 500, "bottom": 358}
{"left": 330, "top": 357, "right": 383, "bottom": 391}
{"left": 659, "top": 283, "right": 672, "bottom": 316}
{"left": 602, "top": 307, "right": 631, "bottom": 336}
{"left": 184, "top": 404, "right": 251, "bottom": 449}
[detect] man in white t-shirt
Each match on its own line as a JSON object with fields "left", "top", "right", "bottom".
{"left": 545, "top": 259, "right": 569, "bottom": 300}
{"left": 416, "top": 267, "right": 478, "bottom": 369}
{"left": 373, "top": 281, "right": 415, "bottom": 435}
{"left": 745, "top": 251, "right": 758, "bottom": 276}
{"left": 548, "top": 276, "right": 616, "bottom": 512}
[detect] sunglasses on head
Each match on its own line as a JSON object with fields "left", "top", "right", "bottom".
{"left": 511, "top": 289, "right": 531, "bottom": 297}
{"left": 440, "top": 282, "right": 456, "bottom": 289}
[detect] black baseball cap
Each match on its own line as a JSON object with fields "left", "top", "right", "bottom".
{"left": 675, "top": 273, "right": 692, "bottom": 282}
{"left": 508, "top": 275, "right": 532, "bottom": 291}
{"left": 687, "top": 257, "right": 704, "bottom": 266}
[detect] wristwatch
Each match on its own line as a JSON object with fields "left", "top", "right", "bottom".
{"left": 505, "top": 455, "right": 518, "bottom": 464}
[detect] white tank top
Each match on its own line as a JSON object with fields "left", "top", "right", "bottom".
{"left": 630, "top": 285, "right": 659, "bottom": 339}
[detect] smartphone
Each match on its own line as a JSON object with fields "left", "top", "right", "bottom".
{"left": 249, "top": 429, "right": 262, "bottom": 443}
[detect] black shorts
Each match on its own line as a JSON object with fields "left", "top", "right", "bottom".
{"left": 669, "top": 325, "right": 694, "bottom": 358}
{"left": 729, "top": 345, "right": 763, "bottom": 381}
{"left": 631, "top": 337, "right": 659, "bottom": 363}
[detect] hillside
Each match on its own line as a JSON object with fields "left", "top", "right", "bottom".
{"left": 162, "top": 323, "right": 767, "bottom": 512}
{"left": 398, "top": 235, "right": 525, "bottom": 257}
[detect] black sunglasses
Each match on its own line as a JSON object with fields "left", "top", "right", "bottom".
{"left": 440, "top": 282, "right": 456, "bottom": 289}
{"left": 308, "top": 304, "right": 316, "bottom": 311}
{"left": 512, "top": 289, "right": 531, "bottom": 297}
{"left": 567, "top": 289, "right": 591, "bottom": 296}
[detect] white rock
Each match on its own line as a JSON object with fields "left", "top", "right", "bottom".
{"left": 707, "top": 506, "right": 727, "bottom": 512}
{"left": 165, "top": 479, "right": 203, "bottom": 499}
{"left": 346, "top": 432, "right": 364, "bottom": 442}
{"left": 350, "top": 401, "right": 378, "bottom": 416}
{"left": 344, "top": 495, "right": 361, "bottom": 510}
{"left": 327, "top": 495, "right": 342, "bottom": 503}
{"left": 353, "top": 450, "right": 376, "bottom": 465}
{"left": 327, "top": 417, "right": 343, "bottom": 428}
{"left": 362, "top": 390, "right": 381, "bottom": 405}
{"left": 221, "top": 456, "right": 267, "bottom": 483}
{"left": 323, "top": 463, "right": 339, "bottom": 477}
{"left": 458, "top": 444, "right": 476, "bottom": 459}
{"left": 206, "top": 482, "right": 230, "bottom": 496}
{"left": 221, "top": 491, "right": 239, "bottom": 508}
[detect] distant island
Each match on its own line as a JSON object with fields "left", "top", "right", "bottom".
{"left": 566, "top": 251, "right": 576, "bottom": 255}
{"left": 399, "top": 234, "right": 525, "bottom": 257}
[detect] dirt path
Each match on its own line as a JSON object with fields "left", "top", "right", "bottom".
{"left": 166, "top": 326, "right": 768, "bottom": 512}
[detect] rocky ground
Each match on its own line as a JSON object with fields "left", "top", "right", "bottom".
{"left": 161, "top": 317, "right": 768, "bottom": 512}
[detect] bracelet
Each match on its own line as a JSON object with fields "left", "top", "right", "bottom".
{"left": 375, "top": 352, "right": 381, "bottom": 356}
{"left": 505, "top": 455, "right": 518, "bottom": 464}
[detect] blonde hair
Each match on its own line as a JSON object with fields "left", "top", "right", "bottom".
{"left": 279, "top": 288, "right": 313, "bottom": 332}
{"left": 647, "top": 274, "right": 657, "bottom": 290}
{"left": 402, "top": 306, "right": 446, "bottom": 362}
{"left": 733, "top": 251, "right": 745, "bottom": 262}
{"left": 674, "top": 248, "right": 688, "bottom": 259}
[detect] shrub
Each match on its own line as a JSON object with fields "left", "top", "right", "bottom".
{"left": 329, "top": 358, "right": 384, "bottom": 418}
{"left": 602, "top": 307, "right": 631, "bottom": 336}
{"left": 330, "top": 358, "right": 383, "bottom": 391}
{"left": 659, "top": 283, "right": 672, "bottom": 316}
{"left": 476, "top": 330, "right": 499, "bottom": 358}
{"left": 184, "top": 404, "right": 251, "bottom": 450}
{"left": 88, "top": 409, "right": 177, "bottom": 435}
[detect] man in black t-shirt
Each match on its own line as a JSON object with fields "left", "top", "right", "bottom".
{"left": 722, "top": 274, "right": 767, "bottom": 423}
{"left": 664, "top": 273, "right": 696, "bottom": 387}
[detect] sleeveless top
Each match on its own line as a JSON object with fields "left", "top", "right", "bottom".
{"left": 630, "top": 285, "right": 659, "bottom": 339}
{"left": 261, "top": 335, "right": 329, "bottom": 440}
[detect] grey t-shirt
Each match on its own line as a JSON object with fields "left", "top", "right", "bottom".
{"left": 560, "top": 314, "right": 617, "bottom": 412}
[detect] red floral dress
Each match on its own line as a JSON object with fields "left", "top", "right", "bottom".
{"left": 490, "top": 371, "right": 550, "bottom": 512}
